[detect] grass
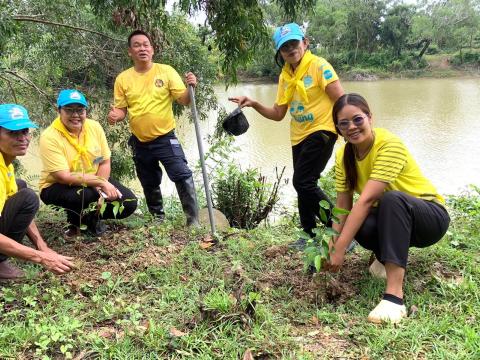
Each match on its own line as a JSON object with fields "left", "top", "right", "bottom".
{"left": 0, "top": 190, "right": 479, "bottom": 359}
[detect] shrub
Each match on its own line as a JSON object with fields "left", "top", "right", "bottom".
{"left": 212, "top": 164, "right": 284, "bottom": 229}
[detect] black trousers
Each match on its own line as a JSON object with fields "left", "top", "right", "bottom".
{"left": 40, "top": 178, "right": 137, "bottom": 227}
{"left": 129, "top": 130, "right": 192, "bottom": 191}
{"left": 355, "top": 191, "right": 450, "bottom": 268}
{"left": 0, "top": 180, "right": 38, "bottom": 262}
{"left": 292, "top": 130, "right": 337, "bottom": 234}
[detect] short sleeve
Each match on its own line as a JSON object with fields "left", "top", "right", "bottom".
{"left": 335, "top": 151, "right": 349, "bottom": 193}
{"left": 275, "top": 75, "right": 286, "bottom": 105}
{"left": 167, "top": 66, "right": 187, "bottom": 99}
{"left": 370, "top": 140, "right": 407, "bottom": 183}
{"left": 317, "top": 59, "right": 339, "bottom": 90}
{"left": 94, "top": 122, "right": 111, "bottom": 161}
{"left": 113, "top": 75, "right": 128, "bottom": 109}
{"left": 39, "top": 132, "right": 70, "bottom": 173}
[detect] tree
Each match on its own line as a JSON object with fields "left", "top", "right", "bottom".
{"left": 381, "top": 4, "right": 415, "bottom": 56}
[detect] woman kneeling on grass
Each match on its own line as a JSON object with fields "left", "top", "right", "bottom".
{"left": 325, "top": 93, "right": 450, "bottom": 324}
{"left": 39, "top": 89, "right": 137, "bottom": 238}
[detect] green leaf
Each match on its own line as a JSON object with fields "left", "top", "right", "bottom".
{"left": 319, "top": 200, "right": 330, "bottom": 210}
{"left": 101, "top": 271, "right": 111, "bottom": 280}
{"left": 319, "top": 208, "right": 327, "bottom": 223}
{"left": 332, "top": 207, "right": 350, "bottom": 216}
{"left": 324, "top": 227, "right": 338, "bottom": 236}
{"left": 80, "top": 224, "right": 87, "bottom": 231}
{"left": 314, "top": 255, "right": 322, "bottom": 272}
{"left": 112, "top": 201, "right": 119, "bottom": 218}
{"left": 99, "top": 202, "right": 107, "bottom": 216}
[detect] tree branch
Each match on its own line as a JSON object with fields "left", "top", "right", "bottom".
{"left": 12, "top": 15, "right": 123, "bottom": 42}
{"left": 3, "top": 70, "right": 54, "bottom": 104}
{"left": 0, "top": 75, "right": 18, "bottom": 103}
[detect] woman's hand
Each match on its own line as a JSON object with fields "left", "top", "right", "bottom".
{"left": 228, "top": 96, "right": 256, "bottom": 108}
{"left": 325, "top": 245, "right": 346, "bottom": 272}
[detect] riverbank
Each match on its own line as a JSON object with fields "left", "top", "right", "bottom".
{"left": 237, "top": 54, "right": 480, "bottom": 83}
{"left": 1, "top": 188, "right": 479, "bottom": 358}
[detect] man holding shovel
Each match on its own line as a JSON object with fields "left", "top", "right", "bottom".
{"left": 108, "top": 30, "right": 199, "bottom": 226}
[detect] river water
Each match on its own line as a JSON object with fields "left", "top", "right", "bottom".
{"left": 22, "top": 77, "right": 480, "bottom": 205}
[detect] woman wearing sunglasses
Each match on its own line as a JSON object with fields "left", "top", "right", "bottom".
{"left": 229, "top": 23, "right": 344, "bottom": 247}
{"left": 39, "top": 89, "right": 137, "bottom": 238}
{"left": 327, "top": 93, "right": 450, "bottom": 324}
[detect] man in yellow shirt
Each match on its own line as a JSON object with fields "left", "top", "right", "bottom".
{"left": 108, "top": 30, "right": 199, "bottom": 226}
{"left": 0, "top": 104, "right": 74, "bottom": 279}
{"left": 40, "top": 90, "right": 137, "bottom": 237}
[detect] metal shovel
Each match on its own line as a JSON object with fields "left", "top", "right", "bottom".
{"left": 188, "top": 85, "right": 216, "bottom": 234}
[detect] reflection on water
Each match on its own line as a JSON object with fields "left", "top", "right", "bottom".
{"left": 21, "top": 77, "right": 480, "bottom": 204}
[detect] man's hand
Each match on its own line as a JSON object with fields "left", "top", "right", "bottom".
{"left": 99, "top": 181, "right": 119, "bottom": 201}
{"left": 185, "top": 72, "right": 197, "bottom": 87}
{"left": 107, "top": 105, "right": 126, "bottom": 125}
{"left": 39, "top": 250, "right": 74, "bottom": 275}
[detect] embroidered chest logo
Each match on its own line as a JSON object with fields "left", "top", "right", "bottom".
{"left": 303, "top": 75, "right": 313, "bottom": 88}
{"left": 154, "top": 78, "right": 164, "bottom": 88}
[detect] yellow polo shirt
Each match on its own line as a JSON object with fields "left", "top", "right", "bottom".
{"left": 0, "top": 153, "right": 18, "bottom": 216}
{"left": 335, "top": 128, "right": 444, "bottom": 204}
{"left": 276, "top": 56, "right": 338, "bottom": 145}
{"left": 113, "top": 63, "right": 186, "bottom": 142}
{"left": 39, "top": 119, "right": 111, "bottom": 190}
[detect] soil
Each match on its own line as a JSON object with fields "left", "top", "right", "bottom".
{"left": 259, "top": 245, "right": 366, "bottom": 306}
{"left": 51, "top": 224, "right": 191, "bottom": 289}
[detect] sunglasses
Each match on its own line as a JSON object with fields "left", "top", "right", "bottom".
{"left": 337, "top": 115, "right": 366, "bottom": 131}
{"left": 62, "top": 107, "right": 86, "bottom": 116}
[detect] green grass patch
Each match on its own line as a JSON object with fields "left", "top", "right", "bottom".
{"left": 0, "top": 191, "right": 479, "bottom": 358}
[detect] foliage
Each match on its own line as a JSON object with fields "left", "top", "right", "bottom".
{"left": 301, "top": 200, "right": 350, "bottom": 272}
{"left": 451, "top": 50, "right": 480, "bottom": 66}
{"left": 240, "top": 0, "right": 480, "bottom": 77}
{"left": 212, "top": 164, "right": 285, "bottom": 229}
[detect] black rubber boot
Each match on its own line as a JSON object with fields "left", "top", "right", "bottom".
{"left": 144, "top": 187, "right": 165, "bottom": 221}
{"left": 175, "top": 177, "right": 199, "bottom": 227}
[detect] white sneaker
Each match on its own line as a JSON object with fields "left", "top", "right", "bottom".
{"left": 367, "top": 300, "right": 407, "bottom": 324}
{"left": 369, "top": 259, "right": 387, "bottom": 279}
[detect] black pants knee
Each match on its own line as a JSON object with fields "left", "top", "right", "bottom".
{"left": 292, "top": 130, "right": 337, "bottom": 234}
{"left": 355, "top": 191, "right": 450, "bottom": 268}
{"left": 40, "top": 178, "right": 137, "bottom": 227}
{"left": 129, "top": 131, "right": 192, "bottom": 195}
{"left": 0, "top": 187, "right": 39, "bottom": 261}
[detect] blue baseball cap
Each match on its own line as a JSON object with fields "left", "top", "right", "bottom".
{"left": 273, "top": 23, "right": 304, "bottom": 51}
{"left": 56, "top": 89, "right": 88, "bottom": 108}
{"left": 0, "top": 104, "right": 38, "bottom": 130}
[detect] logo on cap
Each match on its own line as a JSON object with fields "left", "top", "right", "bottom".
{"left": 70, "top": 91, "right": 82, "bottom": 100}
{"left": 9, "top": 107, "right": 24, "bottom": 120}
{"left": 281, "top": 26, "right": 291, "bottom": 36}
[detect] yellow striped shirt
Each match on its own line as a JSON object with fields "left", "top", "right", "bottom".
{"left": 335, "top": 128, "right": 444, "bottom": 204}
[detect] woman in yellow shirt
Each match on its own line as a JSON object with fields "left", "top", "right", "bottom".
{"left": 39, "top": 90, "right": 137, "bottom": 237}
{"left": 229, "top": 23, "right": 344, "bottom": 247}
{"left": 327, "top": 93, "right": 450, "bottom": 324}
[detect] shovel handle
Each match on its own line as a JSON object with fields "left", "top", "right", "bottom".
{"left": 189, "top": 85, "right": 216, "bottom": 234}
